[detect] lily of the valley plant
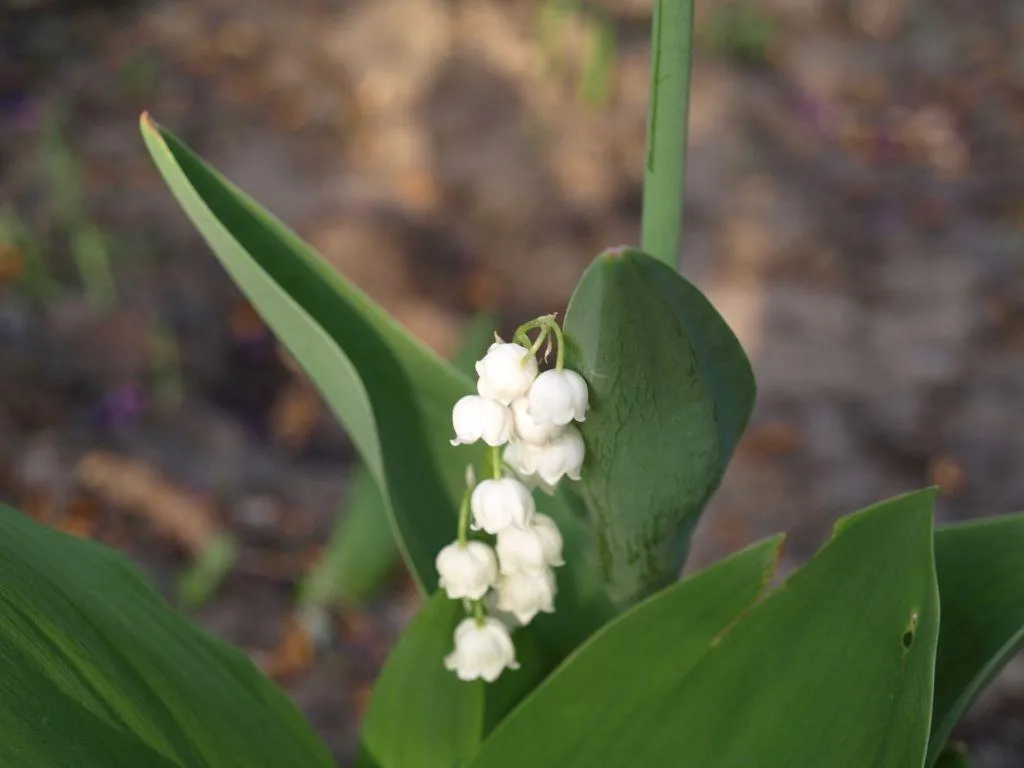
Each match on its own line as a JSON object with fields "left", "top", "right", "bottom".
{"left": 0, "top": 3, "right": 1021, "bottom": 768}
{"left": 441, "top": 316, "right": 585, "bottom": 681}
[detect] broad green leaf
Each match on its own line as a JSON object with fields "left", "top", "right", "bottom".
{"left": 141, "top": 115, "right": 468, "bottom": 596}
{"left": 928, "top": 513, "right": 1024, "bottom": 765}
{"left": 467, "top": 535, "right": 784, "bottom": 767}
{"left": 0, "top": 505, "right": 335, "bottom": 768}
{"left": 474, "top": 489, "right": 939, "bottom": 767}
{"left": 141, "top": 118, "right": 611, "bottom": 663}
{"left": 563, "top": 247, "right": 754, "bottom": 605}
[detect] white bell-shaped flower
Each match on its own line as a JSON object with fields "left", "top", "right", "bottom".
{"left": 503, "top": 441, "right": 558, "bottom": 494}
{"left": 533, "top": 426, "right": 585, "bottom": 486}
{"left": 484, "top": 589, "right": 522, "bottom": 631}
{"left": 451, "top": 395, "right": 513, "bottom": 447}
{"left": 527, "top": 369, "right": 589, "bottom": 426}
{"left": 471, "top": 478, "right": 535, "bottom": 534}
{"left": 497, "top": 569, "right": 557, "bottom": 625}
{"left": 475, "top": 343, "right": 538, "bottom": 405}
{"left": 504, "top": 440, "right": 540, "bottom": 476}
{"left": 496, "top": 514, "right": 564, "bottom": 574}
{"left": 510, "top": 398, "right": 564, "bottom": 445}
{"left": 435, "top": 541, "right": 498, "bottom": 600}
{"left": 444, "top": 617, "right": 519, "bottom": 682}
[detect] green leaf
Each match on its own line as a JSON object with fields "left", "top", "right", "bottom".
{"left": 467, "top": 535, "right": 783, "bottom": 767}
{"left": 452, "top": 311, "right": 500, "bottom": 379}
{"left": 934, "top": 744, "right": 971, "bottom": 768}
{"left": 359, "top": 591, "right": 551, "bottom": 768}
{"left": 299, "top": 312, "right": 497, "bottom": 611}
{"left": 474, "top": 489, "right": 940, "bottom": 768}
{"left": 563, "top": 247, "right": 754, "bottom": 605}
{"left": 928, "top": 512, "right": 1024, "bottom": 765}
{"left": 141, "top": 118, "right": 611, "bottom": 665}
{"left": 141, "top": 115, "right": 472, "bottom": 595}
{"left": 360, "top": 594, "right": 483, "bottom": 768}
{"left": 0, "top": 505, "right": 335, "bottom": 768}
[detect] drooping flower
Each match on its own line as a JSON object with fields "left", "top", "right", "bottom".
{"left": 509, "top": 426, "right": 585, "bottom": 487}
{"left": 435, "top": 541, "right": 499, "bottom": 600}
{"left": 444, "top": 617, "right": 519, "bottom": 682}
{"left": 496, "top": 514, "right": 564, "bottom": 574}
{"left": 503, "top": 440, "right": 541, "bottom": 476}
{"left": 476, "top": 343, "right": 538, "bottom": 405}
{"left": 510, "top": 397, "right": 564, "bottom": 445}
{"left": 471, "top": 478, "right": 535, "bottom": 534}
{"left": 451, "top": 395, "right": 513, "bottom": 447}
{"left": 527, "top": 369, "right": 589, "bottom": 426}
{"left": 496, "top": 569, "right": 557, "bottom": 625}
{"left": 484, "top": 589, "right": 523, "bottom": 631}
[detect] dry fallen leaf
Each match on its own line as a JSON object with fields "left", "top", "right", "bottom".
{"left": 0, "top": 243, "right": 24, "bottom": 286}
{"left": 75, "top": 451, "right": 219, "bottom": 554}
{"left": 270, "top": 379, "right": 324, "bottom": 452}
{"left": 262, "top": 615, "right": 316, "bottom": 681}
{"left": 929, "top": 455, "right": 967, "bottom": 496}
{"left": 59, "top": 496, "right": 103, "bottom": 540}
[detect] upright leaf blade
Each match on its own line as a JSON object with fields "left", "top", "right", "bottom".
{"left": 563, "top": 247, "right": 754, "bottom": 605}
{"left": 468, "top": 535, "right": 784, "bottom": 767}
{"left": 299, "top": 311, "right": 498, "bottom": 610}
{"left": 928, "top": 513, "right": 1024, "bottom": 765}
{"left": 141, "top": 115, "right": 469, "bottom": 595}
{"left": 0, "top": 506, "right": 335, "bottom": 768}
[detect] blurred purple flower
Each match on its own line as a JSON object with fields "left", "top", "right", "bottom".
{"left": 97, "top": 381, "right": 145, "bottom": 428}
{"left": 0, "top": 88, "right": 40, "bottom": 133}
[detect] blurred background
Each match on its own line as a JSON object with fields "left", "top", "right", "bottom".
{"left": 2, "top": 0, "right": 1023, "bottom": 763}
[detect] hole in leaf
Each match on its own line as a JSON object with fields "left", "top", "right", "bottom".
{"left": 901, "top": 611, "right": 920, "bottom": 652}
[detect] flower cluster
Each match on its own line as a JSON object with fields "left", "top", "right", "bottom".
{"left": 438, "top": 315, "right": 589, "bottom": 682}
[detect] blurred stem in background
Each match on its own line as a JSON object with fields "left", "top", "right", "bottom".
{"left": 39, "top": 112, "right": 118, "bottom": 312}
{"left": 0, "top": 207, "right": 60, "bottom": 302}
{"left": 539, "top": 0, "right": 618, "bottom": 109}
{"left": 641, "top": 0, "right": 695, "bottom": 269}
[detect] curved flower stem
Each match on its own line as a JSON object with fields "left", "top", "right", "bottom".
{"left": 548, "top": 320, "right": 566, "bottom": 369}
{"left": 473, "top": 599, "right": 486, "bottom": 627}
{"left": 457, "top": 487, "right": 472, "bottom": 545}
{"left": 526, "top": 325, "right": 551, "bottom": 360}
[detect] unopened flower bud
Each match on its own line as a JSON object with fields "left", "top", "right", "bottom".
{"left": 527, "top": 369, "right": 589, "bottom": 426}
{"left": 471, "top": 478, "right": 535, "bottom": 533}
{"left": 435, "top": 541, "right": 498, "bottom": 600}
{"left": 444, "top": 617, "right": 519, "bottom": 682}
{"left": 451, "top": 395, "right": 513, "bottom": 447}
{"left": 476, "top": 343, "right": 538, "bottom": 405}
